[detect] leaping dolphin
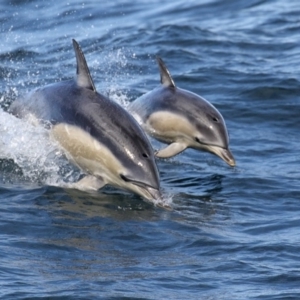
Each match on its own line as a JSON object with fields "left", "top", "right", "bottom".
{"left": 9, "top": 39, "right": 162, "bottom": 204}
{"left": 128, "top": 57, "right": 235, "bottom": 167}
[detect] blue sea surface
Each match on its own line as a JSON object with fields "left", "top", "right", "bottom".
{"left": 0, "top": 0, "right": 300, "bottom": 299}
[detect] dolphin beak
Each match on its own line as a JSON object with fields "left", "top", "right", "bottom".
{"left": 140, "top": 186, "right": 172, "bottom": 210}
{"left": 219, "top": 148, "right": 236, "bottom": 167}
{"left": 144, "top": 186, "right": 162, "bottom": 201}
{"left": 208, "top": 146, "right": 236, "bottom": 167}
{"left": 122, "top": 176, "right": 171, "bottom": 209}
{"left": 132, "top": 183, "right": 164, "bottom": 203}
{"left": 134, "top": 184, "right": 162, "bottom": 202}
{"left": 131, "top": 183, "right": 172, "bottom": 209}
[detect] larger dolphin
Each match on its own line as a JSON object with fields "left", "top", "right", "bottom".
{"left": 128, "top": 57, "right": 235, "bottom": 167}
{"left": 9, "top": 39, "right": 161, "bottom": 203}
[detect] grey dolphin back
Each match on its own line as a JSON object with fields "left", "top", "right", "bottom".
{"left": 72, "top": 39, "right": 96, "bottom": 92}
{"left": 156, "top": 56, "right": 176, "bottom": 88}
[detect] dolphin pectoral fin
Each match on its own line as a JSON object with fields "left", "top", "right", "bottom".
{"left": 68, "top": 175, "right": 105, "bottom": 191}
{"left": 155, "top": 142, "right": 187, "bottom": 158}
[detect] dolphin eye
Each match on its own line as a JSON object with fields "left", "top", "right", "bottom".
{"left": 212, "top": 117, "right": 218, "bottom": 122}
{"left": 194, "top": 137, "right": 201, "bottom": 143}
{"left": 142, "top": 153, "right": 149, "bottom": 158}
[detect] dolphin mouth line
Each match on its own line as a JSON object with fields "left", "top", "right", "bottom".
{"left": 120, "top": 174, "right": 157, "bottom": 190}
{"left": 120, "top": 174, "right": 161, "bottom": 200}
{"left": 196, "top": 140, "right": 226, "bottom": 149}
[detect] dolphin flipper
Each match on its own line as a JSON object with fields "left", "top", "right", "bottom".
{"left": 155, "top": 142, "right": 187, "bottom": 158}
{"left": 67, "top": 175, "right": 105, "bottom": 191}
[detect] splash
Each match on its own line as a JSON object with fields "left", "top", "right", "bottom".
{"left": 90, "top": 47, "right": 138, "bottom": 108}
{"left": 107, "top": 86, "right": 131, "bottom": 108}
{"left": 147, "top": 189, "right": 174, "bottom": 210}
{"left": 0, "top": 108, "right": 81, "bottom": 186}
{"left": 0, "top": 46, "right": 156, "bottom": 199}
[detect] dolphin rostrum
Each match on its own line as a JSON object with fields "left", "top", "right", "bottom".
{"left": 128, "top": 57, "right": 235, "bottom": 167}
{"left": 9, "top": 39, "right": 162, "bottom": 203}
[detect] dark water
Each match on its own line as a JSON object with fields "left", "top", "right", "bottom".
{"left": 0, "top": 0, "right": 300, "bottom": 299}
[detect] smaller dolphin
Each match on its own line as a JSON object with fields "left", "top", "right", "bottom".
{"left": 9, "top": 39, "right": 162, "bottom": 204}
{"left": 128, "top": 57, "right": 235, "bottom": 167}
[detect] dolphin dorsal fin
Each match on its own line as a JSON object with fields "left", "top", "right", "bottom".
{"left": 72, "top": 39, "right": 96, "bottom": 92}
{"left": 156, "top": 56, "right": 176, "bottom": 88}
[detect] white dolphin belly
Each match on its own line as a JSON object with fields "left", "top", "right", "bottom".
{"left": 51, "top": 123, "right": 125, "bottom": 187}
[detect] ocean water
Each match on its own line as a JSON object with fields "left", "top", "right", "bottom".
{"left": 0, "top": 0, "right": 300, "bottom": 299}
